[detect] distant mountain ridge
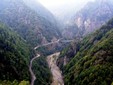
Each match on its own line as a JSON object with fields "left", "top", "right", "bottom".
{"left": 0, "top": 0, "right": 61, "bottom": 47}
{"left": 74, "top": 0, "right": 113, "bottom": 34}
{"left": 23, "top": 0, "right": 57, "bottom": 24}
{"left": 0, "top": 0, "right": 59, "bottom": 84}
{"left": 62, "top": 0, "right": 113, "bottom": 39}
{"left": 57, "top": 17, "right": 113, "bottom": 85}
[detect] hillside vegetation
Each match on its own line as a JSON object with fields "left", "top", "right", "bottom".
{"left": 0, "top": 0, "right": 61, "bottom": 47}
{"left": 0, "top": 0, "right": 60, "bottom": 84}
{"left": 63, "top": 18, "right": 113, "bottom": 85}
{"left": 0, "top": 22, "right": 53, "bottom": 85}
{"left": 0, "top": 22, "right": 32, "bottom": 84}
{"left": 32, "top": 57, "right": 52, "bottom": 85}
{"left": 62, "top": 0, "right": 113, "bottom": 40}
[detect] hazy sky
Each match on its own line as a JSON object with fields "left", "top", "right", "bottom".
{"left": 38, "top": 0, "right": 95, "bottom": 9}
{"left": 37, "top": 0, "right": 95, "bottom": 19}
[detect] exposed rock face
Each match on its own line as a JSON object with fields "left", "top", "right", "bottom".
{"left": 74, "top": 0, "right": 113, "bottom": 35}
{"left": 62, "top": 24, "right": 79, "bottom": 39}
{"left": 61, "top": 0, "right": 113, "bottom": 39}
{"left": 57, "top": 0, "right": 113, "bottom": 68}
{"left": 63, "top": 18, "right": 113, "bottom": 85}
{"left": 0, "top": 0, "right": 61, "bottom": 47}
{"left": 57, "top": 40, "right": 79, "bottom": 70}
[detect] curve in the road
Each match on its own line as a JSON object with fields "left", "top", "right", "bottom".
{"left": 29, "top": 54, "right": 40, "bottom": 85}
{"left": 29, "top": 39, "right": 61, "bottom": 85}
{"left": 29, "top": 38, "right": 73, "bottom": 85}
{"left": 34, "top": 38, "right": 74, "bottom": 50}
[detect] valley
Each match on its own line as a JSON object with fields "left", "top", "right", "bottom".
{"left": 30, "top": 38, "right": 72, "bottom": 85}
{"left": 47, "top": 52, "right": 64, "bottom": 85}
{"left": 0, "top": 0, "right": 113, "bottom": 85}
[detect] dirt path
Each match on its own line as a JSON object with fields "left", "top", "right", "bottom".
{"left": 34, "top": 39, "right": 60, "bottom": 50}
{"left": 47, "top": 52, "right": 64, "bottom": 85}
{"left": 29, "top": 54, "right": 40, "bottom": 85}
{"left": 29, "top": 39, "right": 68, "bottom": 85}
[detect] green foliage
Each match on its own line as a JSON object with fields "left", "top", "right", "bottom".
{"left": 0, "top": 0, "right": 60, "bottom": 84}
{"left": 0, "top": 80, "right": 29, "bottom": 85}
{"left": 0, "top": 80, "right": 19, "bottom": 85}
{"left": 57, "top": 41, "right": 80, "bottom": 71}
{"left": 64, "top": 18, "right": 113, "bottom": 85}
{"left": 19, "top": 80, "right": 30, "bottom": 85}
{"left": 0, "top": 23, "right": 32, "bottom": 81}
{"left": 0, "top": 0, "right": 61, "bottom": 47}
{"left": 32, "top": 57, "right": 52, "bottom": 85}
{"left": 111, "top": 82, "right": 113, "bottom": 85}
{"left": 0, "top": 22, "right": 53, "bottom": 85}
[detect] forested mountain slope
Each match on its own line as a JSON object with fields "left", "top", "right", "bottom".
{"left": 63, "top": 18, "right": 113, "bottom": 85}
{"left": 63, "top": 0, "right": 113, "bottom": 39}
{"left": 23, "top": 0, "right": 57, "bottom": 23}
{"left": 0, "top": 0, "right": 61, "bottom": 47}
{"left": 0, "top": 22, "right": 32, "bottom": 84}
{"left": 32, "top": 57, "right": 52, "bottom": 85}
{"left": 0, "top": 22, "right": 53, "bottom": 85}
{"left": 57, "top": 40, "right": 80, "bottom": 70}
{"left": 74, "top": 0, "right": 113, "bottom": 34}
{"left": 0, "top": 0, "right": 60, "bottom": 84}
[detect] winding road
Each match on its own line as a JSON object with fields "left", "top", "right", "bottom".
{"left": 29, "top": 38, "right": 73, "bottom": 85}
{"left": 29, "top": 40, "right": 60, "bottom": 85}
{"left": 29, "top": 54, "right": 40, "bottom": 85}
{"left": 34, "top": 39, "right": 60, "bottom": 50}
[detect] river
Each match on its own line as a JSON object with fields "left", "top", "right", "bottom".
{"left": 29, "top": 38, "right": 67, "bottom": 85}
{"left": 47, "top": 52, "right": 64, "bottom": 85}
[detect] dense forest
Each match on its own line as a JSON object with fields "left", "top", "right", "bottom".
{"left": 0, "top": 0, "right": 61, "bottom": 47}
{"left": 63, "top": 18, "right": 113, "bottom": 85}
{"left": 0, "top": 0, "right": 59, "bottom": 84}
{"left": 32, "top": 57, "right": 52, "bottom": 85}
{"left": 0, "top": 22, "right": 52, "bottom": 85}
{"left": 1, "top": 0, "right": 113, "bottom": 85}
{"left": 0, "top": 22, "right": 32, "bottom": 84}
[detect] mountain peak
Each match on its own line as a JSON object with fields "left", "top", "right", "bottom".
{"left": 72, "top": 0, "right": 113, "bottom": 35}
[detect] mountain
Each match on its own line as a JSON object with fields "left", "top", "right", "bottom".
{"left": 59, "top": 18, "right": 113, "bottom": 85}
{"left": 57, "top": 39, "right": 80, "bottom": 70}
{"left": 0, "top": 0, "right": 58, "bottom": 84}
{"left": 0, "top": 22, "right": 32, "bottom": 84}
{"left": 62, "top": 23, "right": 80, "bottom": 39}
{"left": 0, "top": 22, "right": 52, "bottom": 84}
{"left": 50, "top": 0, "right": 90, "bottom": 24}
{"left": 62, "top": 0, "right": 113, "bottom": 39}
{"left": 74, "top": 0, "right": 113, "bottom": 34}
{"left": 0, "top": 0, "right": 61, "bottom": 47}
{"left": 23, "top": 0, "right": 57, "bottom": 23}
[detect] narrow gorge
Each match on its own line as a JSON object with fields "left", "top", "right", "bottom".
{"left": 47, "top": 52, "right": 64, "bottom": 85}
